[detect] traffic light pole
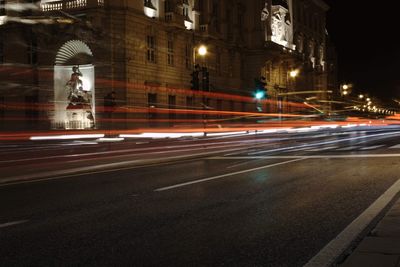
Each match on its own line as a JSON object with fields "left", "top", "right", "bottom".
{"left": 201, "top": 67, "right": 209, "bottom": 136}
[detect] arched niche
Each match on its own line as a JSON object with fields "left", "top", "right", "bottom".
{"left": 53, "top": 40, "right": 96, "bottom": 130}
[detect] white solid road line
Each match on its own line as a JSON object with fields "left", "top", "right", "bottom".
{"left": 389, "top": 144, "right": 400, "bottom": 149}
{"left": 208, "top": 153, "right": 400, "bottom": 160}
{"left": 0, "top": 220, "right": 29, "bottom": 229}
{"left": 154, "top": 158, "right": 306, "bottom": 192}
{"left": 304, "top": 178, "right": 400, "bottom": 267}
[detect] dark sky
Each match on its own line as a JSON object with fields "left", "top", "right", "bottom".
{"left": 324, "top": 1, "right": 400, "bottom": 100}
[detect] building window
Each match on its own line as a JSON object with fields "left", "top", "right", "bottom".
{"left": 186, "top": 96, "right": 194, "bottom": 119}
{"left": 167, "top": 34, "right": 174, "bottom": 66}
{"left": 229, "top": 100, "right": 234, "bottom": 111}
{"left": 164, "top": 0, "right": 172, "bottom": 12}
{"left": 186, "top": 96, "right": 193, "bottom": 108}
{"left": 168, "top": 95, "right": 176, "bottom": 108}
{"left": 25, "top": 95, "right": 39, "bottom": 120}
{"left": 0, "top": 32, "right": 3, "bottom": 64}
{"left": 148, "top": 93, "right": 157, "bottom": 122}
{"left": 144, "top": 0, "right": 156, "bottom": 9}
{"left": 148, "top": 93, "right": 157, "bottom": 107}
{"left": 241, "top": 102, "right": 246, "bottom": 112}
{"left": 216, "top": 99, "right": 222, "bottom": 118}
{"left": 27, "top": 32, "right": 38, "bottom": 65}
{"left": 212, "top": 1, "right": 220, "bottom": 33}
{"left": 0, "top": 0, "right": 5, "bottom": 16}
{"left": 185, "top": 43, "right": 192, "bottom": 69}
{"left": 168, "top": 95, "right": 176, "bottom": 122}
{"left": 216, "top": 49, "right": 221, "bottom": 75}
{"left": 226, "top": 9, "right": 232, "bottom": 41}
{"left": 146, "top": 35, "right": 156, "bottom": 63}
{"left": 183, "top": 0, "right": 189, "bottom": 18}
{"left": 0, "top": 95, "right": 4, "bottom": 119}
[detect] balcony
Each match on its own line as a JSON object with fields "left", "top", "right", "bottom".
{"left": 41, "top": 0, "right": 104, "bottom": 12}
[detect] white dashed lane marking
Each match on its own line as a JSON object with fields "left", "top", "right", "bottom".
{"left": 0, "top": 220, "right": 29, "bottom": 229}
{"left": 359, "top": 145, "right": 385, "bottom": 151}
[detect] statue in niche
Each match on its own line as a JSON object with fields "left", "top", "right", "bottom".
{"left": 66, "top": 66, "right": 91, "bottom": 107}
{"left": 65, "top": 65, "right": 94, "bottom": 129}
{"left": 296, "top": 35, "right": 304, "bottom": 53}
{"left": 270, "top": 0, "right": 294, "bottom": 48}
{"left": 308, "top": 41, "right": 316, "bottom": 68}
{"left": 319, "top": 45, "right": 325, "bottom": 70}
{"left": 272, "top": 10, "right": 291, "bottom": 42}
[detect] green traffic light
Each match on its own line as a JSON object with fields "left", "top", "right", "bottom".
{"left": 255, "top": 91, "right": 265, "bottom": 100}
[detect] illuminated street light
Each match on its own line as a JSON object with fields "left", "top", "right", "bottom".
{"left": 359, "top": 94, "right": 364, "bottom": 99}
{"left": 198, "top": 45, "right": 208, "bottom": 56}
{"left": 340, "top": 83, "right": 352, "bottom": 96}
{"left": 289, "top": 70, "right": 299, "bottom": 78}
{"left": 366, "top": 98, "right": 371, "bottom": 102}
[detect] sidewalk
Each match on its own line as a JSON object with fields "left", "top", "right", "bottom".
{"left": 339, "top": 198, "right": 400, "bottom": 267}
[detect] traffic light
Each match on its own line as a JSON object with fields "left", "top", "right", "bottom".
{"left": 202, "top": 67, "right": 209, "bottom": 91}
{"left": 254, "top": 76, "right": 267, "bottom": 100}
{"left": 190, "top": 70, "right": 200, "bottom": 90}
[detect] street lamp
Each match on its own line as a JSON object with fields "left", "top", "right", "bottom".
{"left": 198, "top": 45, "right": 207, "bottom": 57}
{"left": 340, "top": 83, "right": 352, "bottom": 97}
{"left": 289, "top": 69, "right": 299, "bottom": 78}
{"left": 194, "top": 44, "right": 208, "bottom": 135}
{"left": 359, "top": 94, "right": 364, "bottom": 99}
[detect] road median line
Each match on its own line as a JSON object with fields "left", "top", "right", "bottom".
{"left": 154, "top": 158, "right": 307, "bottom": 192}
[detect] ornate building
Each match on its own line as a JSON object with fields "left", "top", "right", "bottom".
{"left": 0, "top": 0, "right": 336, "bottom": 130}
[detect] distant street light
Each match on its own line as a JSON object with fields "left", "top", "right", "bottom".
{"left": 340, "top": 83, "right": 352, "bottom": 96}
{"left": 359, "top": 94, "right": 364, "bottom": 99}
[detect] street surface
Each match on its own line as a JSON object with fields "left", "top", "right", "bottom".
{"left": 1, "top": 126, "right": 400, "bottom": 266}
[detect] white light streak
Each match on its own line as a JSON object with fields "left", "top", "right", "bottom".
{"left": 120, "top": 133, "right": 204, "bottom": 139}
{"left": 30, "top": 134, "right": 105, "bottom": 141}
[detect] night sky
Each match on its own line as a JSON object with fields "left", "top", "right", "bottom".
{"left": 325, "top": 1, "right": 400, "bottom": 101}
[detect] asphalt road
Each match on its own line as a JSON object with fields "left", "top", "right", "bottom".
{"left": 1, "top": 127, "right": 400, "bottom": 266}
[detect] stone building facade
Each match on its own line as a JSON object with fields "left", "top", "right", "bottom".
{"left": 0, "top": 0, "right": 336, "bottom": 130}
